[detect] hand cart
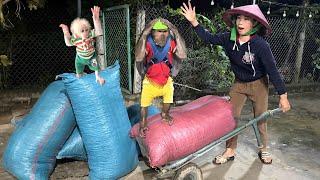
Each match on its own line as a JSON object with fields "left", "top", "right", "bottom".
{"left": 137, "top": 108, "right": 282, "bottom": 180}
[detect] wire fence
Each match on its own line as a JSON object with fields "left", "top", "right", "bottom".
{"left": 0, "top": 6, "right": 75, "bottom": 90}
{"left": 103, "top": 5, "right": 132, "bottom": 92}
{"left": 132, "top": 2, "right": 320, "bottom": 99}
{"left": 266, "top": 17, "right": 320, "bottom": 84}
{"left": 0, "top": 3, "right": 319, "bottom": 100}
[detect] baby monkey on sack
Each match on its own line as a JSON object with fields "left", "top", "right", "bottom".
{"left": 59, "top": 6, "right": 105, "bottom": 85}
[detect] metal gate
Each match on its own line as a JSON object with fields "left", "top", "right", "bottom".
{"left": 102, "top": 4, "right": 132, "bottom": 93}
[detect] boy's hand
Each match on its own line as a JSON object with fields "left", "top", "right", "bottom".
{"left": 59, "top": 24, "right": 70, "bottom": 35}
{"left": 180, "top": 0, "right": 199, "bottom": 27}
{"left": 91, "top": 6, "right": 101, "bottom": 22}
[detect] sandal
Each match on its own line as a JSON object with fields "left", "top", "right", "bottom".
{"left": 258, "top": 151, "right": 273, "bottom": 164}
{"left": 213, "top": 154, "right": 235, "bottom": 165}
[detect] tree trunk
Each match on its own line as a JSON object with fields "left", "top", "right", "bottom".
{"left": 280, "top": 21, "right": 299, "bottom": 83}
{"left": 283, "top": 22, "right": 299, "bottom": 67}
{"left": 2, "top": 0, "right": 12, "bottom": 5}
{"left": 133, "top": 10, "right": 145, "bottom": 94}
{"left": 294, "top": 0, "right": 308, "bottom": 83}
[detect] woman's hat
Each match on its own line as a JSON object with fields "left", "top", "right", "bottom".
{"left": 222, "top": 4, "right": 271, "bottom": 35}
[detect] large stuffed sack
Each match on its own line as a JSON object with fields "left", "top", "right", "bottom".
{"left": 2, "top": 80, "right": 76, "bottom": 179}
{"left": 57, "top": 104, "right": 160, "bottom": 161}
{"left": 130, "top": 95, "right": 236, "bottom": 168}
{"left": 58, "top": 61, "right": 138, "bottom": 179}
{"left": 126, "top": 104, "right": 160, "bottom": 157}
{"left": 56, "top": 126, "right": 86, "bottom": 161}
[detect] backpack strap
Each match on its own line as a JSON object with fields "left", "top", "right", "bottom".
{"left": 146, "top": 35, "right": 172, "bottom": 70}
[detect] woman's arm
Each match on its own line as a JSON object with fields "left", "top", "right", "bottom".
{"left": 180, "top": 0, "right": 227, "bottom": 46}
{"left": 260, "top": 43, "right": 291, "bottom": 112}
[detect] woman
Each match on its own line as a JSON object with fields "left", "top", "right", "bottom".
{"left": 181, "top": 1, "right": 291, "bottom": 164}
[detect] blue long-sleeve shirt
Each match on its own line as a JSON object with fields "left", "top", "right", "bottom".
{"left": 194, "top": 24, "right": 286, "bottom": 95}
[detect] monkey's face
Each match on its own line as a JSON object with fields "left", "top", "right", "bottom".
{"left": 79, "top": 24, "right": 90, "bottom": 40}
{"left": 152, "top": 30, "right": 169, "bottom": 47}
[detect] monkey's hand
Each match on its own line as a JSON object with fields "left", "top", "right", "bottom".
{"left": 59, "top": 24, "right": 72, "bottom": 46}
{"left": 91, "top": 6, "right": 101, "bottom": 22}
{"left": 59, "top": 24, "right": 70, "bottom": 35}
{"left": 91, "top": 6, "right": 103, "bottom": 36}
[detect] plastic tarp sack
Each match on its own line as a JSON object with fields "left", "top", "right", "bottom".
{"left": 56, "top": 126, "right": 86, "bottom": 161}
{"left": 57, "top": 104, "right": 160, "bottom": 161}
{"left": 130, "top": 95, "right": 236, "bottom": 168}
{"left": 2, "top": 80, "right": 76, "bottom": 180}
{"left": 58, "top": 61, "right": 138, "bottom": 179}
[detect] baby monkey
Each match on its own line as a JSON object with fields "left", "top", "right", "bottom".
{"left": 59, "top": 6, "right": 105, "bottom": 85}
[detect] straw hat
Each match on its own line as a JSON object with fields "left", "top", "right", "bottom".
{"left": 222, "top": 4, "right": 271, "bottom": 35}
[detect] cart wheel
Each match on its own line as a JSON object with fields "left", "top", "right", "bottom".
{"left": 173, "top": 163, "right": 203, "bottom": 180}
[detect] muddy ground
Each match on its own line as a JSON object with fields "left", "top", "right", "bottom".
{"left": 0, "top": 92, "right": 319, "bottom": 180}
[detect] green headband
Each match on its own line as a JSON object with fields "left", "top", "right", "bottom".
{"left": 152, "top": 20, "right": 168, "bottom": 30}
{"left": 230, "top": 24, "right": 262, "bottom": 41}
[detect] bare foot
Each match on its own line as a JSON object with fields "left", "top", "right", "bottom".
{"left": 161, "top": 112, "right": 173, "bottom": 126}
{"left": 139, "top": 120, "right": 148, "bottom": 138}
{"left": 76, "top": 73, "right": 87, "bottom": 78}
{"left": 139, "top": 126, "right": 148, "bottom": 138}
{"left": 96, "top": 77, "right": 105, "bottom": 85}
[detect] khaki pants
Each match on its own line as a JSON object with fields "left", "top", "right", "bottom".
{"left": 226, "top": 77, "right": 269, "bottom": 150}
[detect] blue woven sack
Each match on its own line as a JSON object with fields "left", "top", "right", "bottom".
{"left": 2, "top": 80, "right": 76, "bottom": 180}
{"left": 57, "top": 104, "right": 160, "bottom": 160}
{"left": 58, "top": 61, "right": 138, "bottom": 179}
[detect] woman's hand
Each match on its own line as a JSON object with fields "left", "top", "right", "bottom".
{"left": 279, "top": 93, "right": 291, "bottom": 112}
{"left": 180, "top": 0, "right": 199, "bottom": 27}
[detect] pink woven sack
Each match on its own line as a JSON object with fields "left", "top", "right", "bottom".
{"left": 130, "top": 95, "right": 236, "bottom": 168}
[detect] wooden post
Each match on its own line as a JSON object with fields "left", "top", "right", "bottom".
{"left": 96, "top": 35, "right": 106, "bottom": 70}
{"left": 133, "top": 10, "right": 145, "bottom": 94}
{"left": 77, "top": 0, "right": 81, "bottom": 17}
{"left": 97, "top": 12, "right": 107, "bottom": 70}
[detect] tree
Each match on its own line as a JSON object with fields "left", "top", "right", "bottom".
{"left": 1, "top": 0, "right": 45, "bottom": 28}
{"left": 294, "top": 0, "right": 309, "bottom": 82}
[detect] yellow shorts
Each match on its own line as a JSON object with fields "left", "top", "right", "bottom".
{"left": 140, "top": 77, "right": 174, "bottom": 107}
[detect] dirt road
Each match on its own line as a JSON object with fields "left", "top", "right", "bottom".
{"left": 0, "top": 92, "right": 319, "bottom": 180}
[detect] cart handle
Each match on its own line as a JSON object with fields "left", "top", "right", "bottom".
{"left": 269, "top": 107, "right": 282, "bottom": 115}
